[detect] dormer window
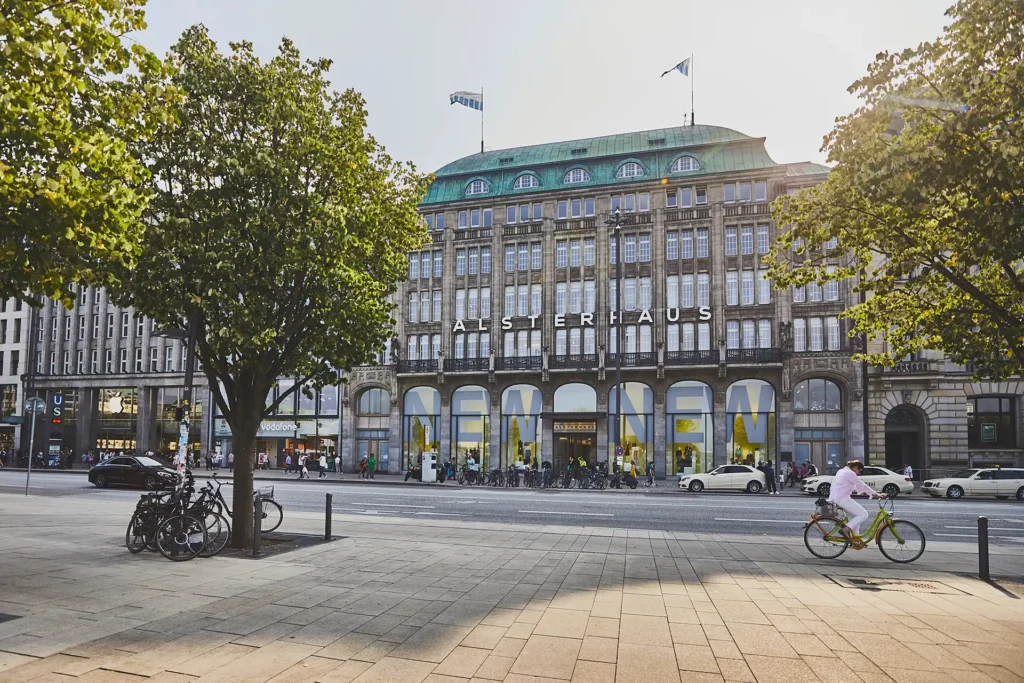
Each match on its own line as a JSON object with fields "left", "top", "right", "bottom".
{"left": 513, "top": 174, "right": 539, "bottom": 189}
{"left": 670, "top": 156, "right": 700, "bottom": 172}
{"left": 616, "top": 162, "right": 644, "bottom": 179}
{"left": 564, "top": 168, "right": 591, "bottom": 184}
{"left": 465, "top": 179, "right": 490, "bottom": 195}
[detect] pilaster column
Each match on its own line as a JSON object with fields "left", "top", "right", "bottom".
{"left": 713, "top": 387, "right": 728, "bottom": 467}
{"left": 654, "top": 388, "right": 667, "bottom": 478}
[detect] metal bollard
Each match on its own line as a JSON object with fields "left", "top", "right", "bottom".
{"left": 252, "top": 492, "right": 262, "bottom": 557}
{"left": 325, "top": 492, "right": 333, "bottom": 541}
{"left": 978, "top": 516, "right": 989, "bottom": 581}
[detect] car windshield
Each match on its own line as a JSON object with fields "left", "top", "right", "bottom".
{"left": 135, "top": 457, "right": 164, "bottom": 468}
{"left": 950, "top": 469, "right": 979, "bottom": 479}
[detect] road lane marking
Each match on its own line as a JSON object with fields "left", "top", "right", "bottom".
{"left": 714, "top": 518, "right": 807, "bottom": 524}
{"left": 358, "top": 503, "right": 434, "bottom": 509}
{"left": 944, "top": 526, "right": 1023, "bottom": 532}
{"left": 936, "top": 533, "right": 1024, "bottom": 541}
{"left": 518, "top": 510, "right": 613, "bottom": 516}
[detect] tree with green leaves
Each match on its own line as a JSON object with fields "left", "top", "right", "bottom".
{"left": 125, "top": 26, "right": 428, "bottom": 546}
{"left": 0, "top": 0, "right": 178, "bottom": 306}
{"left": 766, "top": 0, "right": 1024, "bottom": 380}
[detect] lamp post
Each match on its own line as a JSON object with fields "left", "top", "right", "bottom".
{"left": 154, "top": 313, "right": 199, "bottom": 478}
{"left": 605, "top": 209, "right": 625, "bottom": 469}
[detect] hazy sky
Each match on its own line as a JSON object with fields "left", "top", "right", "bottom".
{"left": 137, "top": 0, "right": 950, "bottom": 173}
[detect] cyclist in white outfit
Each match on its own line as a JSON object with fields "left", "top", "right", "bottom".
{"left": 827, "top": 460, "right": 886, "bottom": 539}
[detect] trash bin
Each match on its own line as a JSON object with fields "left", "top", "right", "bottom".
{"left": 421, "top": 451, "right": 437, "bottom": 483}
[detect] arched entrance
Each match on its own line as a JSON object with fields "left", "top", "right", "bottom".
{"left": 884, "top": 407, "right": 925, "bottom": 475}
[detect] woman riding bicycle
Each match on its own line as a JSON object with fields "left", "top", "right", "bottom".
{"left": 828, "top": 459, "right": 886, "bottom": 540}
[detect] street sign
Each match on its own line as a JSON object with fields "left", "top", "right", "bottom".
{"left": 24, "top": 397, "right": 45, "bottom": 415}
{"left": 616, "top": 445, "right": 624, "bottom": 456}
{"left": 1, "top": 415, "right": 25, "bottom": 425}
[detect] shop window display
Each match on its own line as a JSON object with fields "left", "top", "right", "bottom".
{"left": 451, "top": 385, "right": 490, "bottom": 471}
{"left": 666, "top": 381, "right": 713, "bottom": 476}
{"left": 403, "top": 386, "right": 440, "bottom": 471}
{"left": 726, "top": 379, "right": 776, "bottom": 466}
{"left": 501, "top": 384, "right": 541, "bottom": 468}
{"left": 608, "top": 382, "right": 653, "bottom": 472}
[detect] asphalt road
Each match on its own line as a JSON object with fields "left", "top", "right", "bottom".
{"left": 3, "top": 470, "right": 1023, "bottom": 546}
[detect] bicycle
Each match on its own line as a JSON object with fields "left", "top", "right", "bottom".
{"left": 803, "top": 497, "right": 926, "bottom": 563}
{"left": 208, "top": 474, "right": 283, "bottom": 533}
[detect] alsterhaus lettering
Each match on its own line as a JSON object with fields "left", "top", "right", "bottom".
{"left": 451, "top": 307, "right": 711, "bottom": 333}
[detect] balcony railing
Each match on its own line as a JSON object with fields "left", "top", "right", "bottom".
{"left": 549, "top": 354, "right": 598, "bottom": 370}
{"left": 454, "top": 228, "right": 492, "bottom": 241}
{"left": 495, "top": 356, "right": 542, "bottom": 371}
{"left": 554, "top": 218, "right": 597, "bottom": 232}
{"left": 607, "top": 352, "right": 657, "bottom": 367}
{"left": 723, "top": 202, "right": 771, "bottom": 217}
{"left": 726, "top": 348, "right": 782, "bottom": 363}
{"left": 443, "top": 358, "right": 489, "bottom": 373}
{"left": 664, "top": 207, "right": 711, "bottom": 222}
{"left": 889, "top": 360, "right": 931, "bottom": 374}
{"left": 397, "top": 359, "right": 438, "bottom": 374}
{"left": 664, "top": 350, "right": 719, "bottom": 366}
{"left": 502, "top": 223, "right": 543, "bottom": 237}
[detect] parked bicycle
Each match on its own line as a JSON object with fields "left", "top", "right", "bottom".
{"left": 208, "top": 473, "right": 283, "bottom": 533}
{"left": 125, "top": 472, "right": 208, "bottom": 561}
{"left": 803, "top": 497, "right": 926, "bottom": 563}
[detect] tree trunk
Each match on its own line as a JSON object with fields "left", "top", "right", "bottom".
{"left": 230, "top": 411, "right": 259, "bottom": 549}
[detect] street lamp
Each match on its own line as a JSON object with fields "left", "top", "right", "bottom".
{"left": 605, "top": 209, "right": 625, "bottom": 472}
{"left": 153, "top": 312, "right": 200, "bottom": 477}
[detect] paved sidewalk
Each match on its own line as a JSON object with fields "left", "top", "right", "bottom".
{"left": 1, "top": 493, "right": 1023, "bottom": 683}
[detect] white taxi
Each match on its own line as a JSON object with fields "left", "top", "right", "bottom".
{"left": 801, "top": 466, "right": 914, "bottom": 498}
{"left": 678, "top": 465, "right": 766, "bottom": 493}
{"left": 922, "top": 468, "right": 1024, "bottom": 500}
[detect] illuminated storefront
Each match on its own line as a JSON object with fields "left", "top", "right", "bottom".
{"left": 608, "top": 382, "right": 653, "bottom": 470}
{"left": 726, "top": 379, "right": 776, "bottom": 466}
{"left": 667, "top": 381, "right": 713, "bottom": 475}
{"left": 402, "top": 386, "right": 440, "bottom": 470}
{"left": 501, "top": 384, "right": 541, "bottom": 468}
{"left": 451, "top": 385, "right": 489, "bottom": 469}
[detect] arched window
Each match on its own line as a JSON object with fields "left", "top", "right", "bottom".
{"left": 563, "top": 168, "right": 591, "bottom": 184}
{"left": 465, "top": 179, "right": 490, "bottom": 195}
{"left": 501, "top": 384, "right": 542, "bottom": 467}
{"left": 670, "top": 156, "right": 700, "bottom": 172}
{"left": 793, "top": 379, "right": 841, "bottom": 411}
{"left": 725, "top": 379, "right": 776, "bottom": 466}
{"left": 666, "top": 381, "right": 713, "bottom": 475}
{"left": 554, "top": 383, "right": 597, "bottom": 412}
{"left": 403, "top": 386, "right": 440, "bottom": 470}
{"left": 616, "top": 162, "right": 644, "bottom": 179}
{"left": 513, "top": 174, "right": 539, "bottom": 189}
{"left": 356, "top": 388, "right": 390, "bottom": 416}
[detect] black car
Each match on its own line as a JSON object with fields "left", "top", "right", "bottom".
{"left": 88, "top": 456, "right": 179, "bottom": 490}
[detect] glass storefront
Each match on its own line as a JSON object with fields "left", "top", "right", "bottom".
{"left": 501, "top": 384, "right": 541, "bottom": 468}
{"left": 356, "top": 388, "right": 391, "bottom": 472}
{"left": 794, "top": 378, "right": 844, "bottom": 474}
{"left": 451, "top": 385, "right": 489, "bottom": 470}
{"left": 96, "top": 387, "right": 138, "bottom": 452}
{"left": 608, "top": 382, "right": 653, "bottom": 471}
{"left": 157, "top": 387, "right": 202, "bottom": 456}
{"left": 667, "top": 381, "right": 713, "bottom": 475}
{"left": 403, "top": 386, "right": 440, "bottom": 470}
{"left": 726, "top": 379, "right": 776, "bottom": 466}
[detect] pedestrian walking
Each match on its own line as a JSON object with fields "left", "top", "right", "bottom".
{"left": 903, "top": 463, "right": 913, "bottom": 480}
{"left": 284, "top": 453, "right": 292, "bottom": 474}
{"left": 228, "top": 451, "right": 234, "bottom": 472}
{"left": 334, "top": 454, "right": 341, "bottom": 477}
{"left": 367, "top": 453, "right": 376, "bottom": 480}
{"left": 764, "top": 461, "right": 778, "bottom": 495}
{"left": 359, "top": 455, "right": 368, "bottom": 479}
{"left": 645, "top": 459, "right": 656, "bottom": 487}
{"left": 318, "top": 453, "right": 327, "bottom": 479}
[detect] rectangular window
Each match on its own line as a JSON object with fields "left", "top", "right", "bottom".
{"left": 696, "top": 186, "right": 707, "bottom": 205}
{"left": 518, "top": 244, "right": 529, "bottom": 271}
{"left": 609, "top": 279, "right": 617, "bottom": 312}
{"left": 666, "top": 190, "right": 677, "bottom": 208}
{"left": 556, "top": 282, "right": 567, "bottom": 315}
{"left": 454, "top": 334, "right": 465, "bottom": 359}
{"left": 504, "top": 286, "right": 515, "bottom": 317}
{"left": 742, "top": 320, "right": 756, "bottom": 349}
{"left": 681, "top": 274, "right": 694, "bottom": 308}
{"left": 517, "top": 330, "right": 528, "bottom": 357}
{"left": 121, "top": 312, "right": 130, "bottom": 337}
{"left": 106, "top": 313, "right": 114, "bottom": 338}
{"left": 625, "top": 325, "right": 637, "bottom": 353}
{"left": 727, "top": 321, "right": 740, "bottom": 349}
{"left": 639, "top": 234, "right": 651, "bottom": 262}
{"left": 51, "top": 316, "right": 57, "bottom": 340}
{"left": 697, "top": 273, "right": 710, "bottom": 307}
{"left": 825, "top": 266, "right": 839, "bottom": 301}
{"left": 420, "top": 336, "right": 429, "bottom": 361}
{"left": 758, "top": 320, "right": 772, "bottom": 348}
{"left": 467, "top": 332, "right": 478, "bottom": 358}
{"left": 520, "top": 204, "right": 529, "bottom": 223}
{"left": 557, "top": 200, "right": 568, "bottom": 220}
{"left": 570, "top": 282, "right": 582, "bottom": 314}
{"left": 424, "top": 214, "right": 433, "bottom": 231}
{"left": 470, "top": 209, "right": 480, "bottom": 228}
{"left": 666, "top": 232, "right": 678, "bottom": 260}
{"left": 609, "top": 327, "right": 616, "bottom": 354}
{"left": 624, "top": 235, "right": 636, "bottom": 263}
{"left": 584, "top": 327, "right": 596, "bottom": 354}
{"left": 531, "top": 242, "right": 542, "bottom": 270}
{"left": 533, "top": 203, "right": 543, "bottom": 221}
{"left": 64, "top": 316, "right": 71, "bottom": 341}
{"left": 639, "top": 324, "right": 652, "bottom": 352}
{"left": 556, "top": 240, "right": 567, "bottom": 268}
{"left": 584, "top": 238, "right": 595, "bottom": 266}
{"left": 808, "top": 281, "right": 822, "bottom": 302}
{"left": 667, "top": 324, "right": 679, "bottom": 352}
{"left": 726, "top": 271, "right": 739, "bottom": 306}
{"left": 408, "top": 293, "right": 418, "bottom": 323}
{"left": 666, "top": 275, "right": 679, "bottom": 309}
{"left": 150, "top": 347, "right": 158, "bottom": 372}
{"left": 505, "top": 245, "right": 516, "bottom": 272}
{"left": 105, "top": 349, "right": 113, "bottom": 373}
{"left": 681, "top": 187, "right": 693, "bottom": 207}
{"left": 584, "top": 197, "right": 595, "bottom": 217}
{"left": 794, "top": 319, "right": 807, "bottom": 352}
{"left": 792, "top": 285, "right": 806, "bottom": 303}
{"left": 739, "top": 182, "right": 751, "bottom": 203}
{"left": 825, "top": 236, "right": 838, "bottom": 252}
{"left": 507, "top": 206, "right": 517, "bottom": 224}
{"left": 696, "top": 229, "right": 708, "bottom": 258}
{"left": 468, "top": 248, "right": 479, "bottom": 275}
{"left": 480, "top": 287, "right": 490, "bottom": 317}
{"left": 755, "top": 180, "right": 767, "bottom": 202}
{"left": 681, "top": 231, "right": 693, "bottom": 259}
{"left": 570, "top": 328, "right": 581, "bottom": 355}
{"left": 433, "top": 290, "right": 442, "bottom": 321}
{"left": 741, "top": 226, "right": 753, "bottom": 255}
{"left": 570, "top": 239, "right": 581, "bottom": 267}
{"left": 623, "top": 194, "right": 636, "bottom": 213}
{"left": 421, "top": 252, "right": 430, "bottom": 278}
{"left": 610, "top": 195, "right": 621, "bottom": 213}
{"left": 571, "top": 198, "right": 582, "bottom": 218}
{"left": 480, "top": 247, "right": 490, "bottom": 274}
{"left": 456, "top": 248, "right": 466, "bottom": 275}
{"left": 683, "top": 323, "right": 696, "bottom": 351}
{"left": 421, "top": 291, "right": 430, "bottom": 322}
{"left": 458, "top": 210, "right": 467, "bottom": 228}
{"left": 479, "top": 332, "right": 489, "bottom": 358}
{"left": 530, "top": 284, "right": 542, "bottom": 316}
{"left": 530, "top": 330, "right": 541, "bottom": 357}
{"left": 455, "top": 289, "right": 466, "bottom": 319}
{"left": 556, "top": 329, "right": 567, "bottom": 356}
{"left": 757, "top": 224, "right": 770, "bottom": 254}
{"left": 725, "top": 227, "right": 737, "bottom": 256}
{"left": 638, "top": 192, "right": 650, "bottom": 212}
{"left": 639, "top": 277, "right": 651, "bottom": 309}
{"left": 62, "top": 351, "right": 69, "bottom": 374}
{"left": 134, "top": 348, "right": 143, "bottom": 373}
{"left": 483, "top": 208, "right": 492, "bottom": 228}
{"left": 503, "top": 332, "right": 514, "bottom": 358}
{"left": 435, "top": 214, "right": 445, "bottom": 231}
{"left": 136, "top": 315, "right": 144, "bottom": 337}
{"left": 77, "top": 350, "right": 84, "bottom": 374}
{"left": 827, "top": 316, "right": 841, "bottom": 350}
{"left": 758, "top": 269, "right": 771, "bottom": 304}
{"left": 517, "top": 285, "right": 529, "bottom": 317}
{"left": 809, "top": 317, "right": 824, "bottom": 351}
{"left": 724, "top": 184, "right": 736, "bottom": 203}
{"left": 624, "top": 278, "right": 637, "bottom": 311}
{"left": 584, "top": 280, "right": 595, "bottom": 313}
{"left": 741, "top": 271, "right": 755, "bottom": 305}
{"left": 609, "top": 237, "right": 617, "bottom": 264}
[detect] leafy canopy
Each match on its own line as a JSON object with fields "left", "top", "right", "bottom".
{"left": 766, "top": 0, "right": 1024, "bottom": 380}
{"left": 0, "top": 0, "right": 178, "bottom": 306}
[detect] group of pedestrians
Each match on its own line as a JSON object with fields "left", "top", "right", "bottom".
{"left": 286, "top": 452, "right": 343, "bottom": 479}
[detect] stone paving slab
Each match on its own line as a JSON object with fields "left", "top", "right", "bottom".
{"left": 1, "top": 493, "right": 1023, "bottom": 683}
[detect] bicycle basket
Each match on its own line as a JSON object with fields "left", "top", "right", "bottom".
{"left": 814, "top": 498, "right": 839, "bottom": 518}
{"left": 257, "top": 486, "right": 275, "bottom": 500}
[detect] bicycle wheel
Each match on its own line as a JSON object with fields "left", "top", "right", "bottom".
{"left": 803, "top": 516, "right": 850, "bottom": 559}
{"left": 199, "top": 512, "right": 231, "bottom": 558}
{"left": 156, "top": 514, "right": 207, "bottom": 561}
{"left": 877, "top": 520, "right": 926, "bottom": 563}
{"left": 125, "top": 511, "right": 148, "bottom": 554}
{"left": 260, "top": 499, "right": 284, "bottom": 533}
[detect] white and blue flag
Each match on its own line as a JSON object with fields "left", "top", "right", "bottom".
{"left": 661, "top": 58, "right": 690, "bottom": 78}
{"left": 450, "top": 91, "right": 483, "bottom": 111}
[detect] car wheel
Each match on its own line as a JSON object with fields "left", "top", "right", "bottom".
{"left": 689, "top": 480, "right": 704, "bottom": 493}
{"left": 144, "top": 475, "right": 159, "bottom": 490}
{"left": 94, "top": 473, "right": 107, "bottom": 489}
{"left": 882, "top": 484, "right": 900, "bottom": 498}
{"left": 817, "top": 483, "right": 831, "bottom": 497}
{"left": 747, "top": 480, "right": 762, "bottom": 494}
{"left": 947, "top": 485, "right": 964, "bottom": 499}
{"left": 1017, "top": 487, "right": 1024, "bottom": 501}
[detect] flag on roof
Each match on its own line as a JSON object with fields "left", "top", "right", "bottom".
{"left": 661, "top": 58, "right": 690, "bottom": 78}
{"left": 450, "top": 91, "right": 483, "bottom": 111}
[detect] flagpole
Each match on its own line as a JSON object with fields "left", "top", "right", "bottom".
{"left": 690, "top": 53, "right": 695, "bottom": 126}
{"left": 480, "top": 86, "right": 484, "bottom": 154}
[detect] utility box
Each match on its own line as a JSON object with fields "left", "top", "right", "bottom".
{"left": 421, "top": 451, "right": 438, "bottom": 483}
